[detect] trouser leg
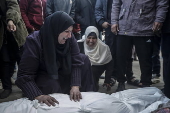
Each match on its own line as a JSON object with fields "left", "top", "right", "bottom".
{"left": 161, "top": 33, "right": 170, "bottom": 98}
{"left": 92, "top": 65, "right": 105, "bottom": 91}
{"left": 0, "top": 45, "right": 15, "bottom": 90}
{"left": 134, "top": 36, "right": 153, "bottom": 85}
{"left": 116, "top": 35, "right": 133, "bottom": 83}
{"left": 152, "top": 36, "right": 161, "bottom": 75}
{"left": 105, "top": 27, "right": 117, "bottom": 79}
{"left": 126, "top": 48, "right": 134, "bottom": 80}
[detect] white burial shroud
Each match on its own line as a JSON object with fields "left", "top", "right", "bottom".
{"left": 0, "top": 87, "right": 169, "bottom": 113}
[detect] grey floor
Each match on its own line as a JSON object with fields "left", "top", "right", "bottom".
{"left": 0, "top": 60, "right": 164, "bottom": 103}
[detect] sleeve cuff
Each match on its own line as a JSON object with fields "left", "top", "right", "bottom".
{"left": 15, "top": 76, "right": 43, "bottom": 100}
{"left": 154, "top": 19, "right": 164, "bottom": 23}
{"left": 111, "top": 20, "right": 118, "bottom": 25}
{"left": 98, "top": 19, "right": 105, "bottom": 27}
{"left": 71, "top": 68, "right": 81, "bottom": 87}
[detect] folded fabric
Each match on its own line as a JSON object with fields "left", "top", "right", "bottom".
{"left": 0, "top": 87, "right": 169, "bottom": 113}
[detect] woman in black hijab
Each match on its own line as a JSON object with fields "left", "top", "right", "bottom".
{"left": 16, "top": 11, "right": 96, "bottom": 106}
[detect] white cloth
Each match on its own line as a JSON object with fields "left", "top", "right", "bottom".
{"left": 111, "top": 87, "right": 170, "bottom": 113}
{"left": 81, "top": 26, "right": 112, "bottom": 65}
{"left": 0, "top": 87, "right": 169, "bottom": 113}
{"left": 0, "top": 98, "right": 36, "bottom": 113}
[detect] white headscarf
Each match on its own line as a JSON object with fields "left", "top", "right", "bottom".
{"left": 83, "top": 26, "right": 112, "bottom": 65}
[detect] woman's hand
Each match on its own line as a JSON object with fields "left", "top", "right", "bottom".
{"left": 35, "top": 95, "right": 59, "bottom": 106}
{"left": 70, "top": 86, "right": 82, "bottom": 102}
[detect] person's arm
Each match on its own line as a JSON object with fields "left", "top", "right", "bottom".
{"left": 152, "top": 0, "right": 169, "bottom": 32}
{"left": 75, "top": 0, "right": 85, "bottom": 25}
{"left": 70, "top": 0, "right": 75, "bottom": 19}
{"left": 155, "top": 0, "right": 169, "bottom": 23}
{"left": 111, "top": 0, "right": 122, "bottom": 25}
{"left": 46, "top": 0, "right": 53, "bottom": 16}
{"left": 6, "top": 0, "right": 20, "bottom": 32}
{"left": 95, "top": 0, "right": 105, "bottom": 27}
{"left": 111, "top": 0, "right": 122, "bottom": 34}
{"left": 15, "top": 35, "right": 43, "bottom": 100}
{"left": 69, "top": 35, "right": 84, "bottom": 101}
{"left": 70, "top": 35, "right": 83, "bottom": 87}
{"left": 19, "top": 0, "right": 34, "bottom": 32}
{"left": 6, "top": 0, "right": 20, "bottom": 24}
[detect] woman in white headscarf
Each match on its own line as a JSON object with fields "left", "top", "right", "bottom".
{"left": 78, "top": 26, "right": 115, "bottom": 91}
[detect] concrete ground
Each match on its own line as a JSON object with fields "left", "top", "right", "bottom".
{"left": 0, "top": 59, "right": 164, "bottom": 103}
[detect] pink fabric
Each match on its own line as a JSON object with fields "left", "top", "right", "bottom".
{"left": 19, "top": 0, "right": 46, "bottom": 32}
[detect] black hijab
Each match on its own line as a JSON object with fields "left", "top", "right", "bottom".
{"left": 39, "top": 11, "right": 75, "bottom": 79}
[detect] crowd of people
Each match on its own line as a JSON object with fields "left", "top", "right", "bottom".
{"left": 0, "top": 0, "right": 170, "bottom": 108}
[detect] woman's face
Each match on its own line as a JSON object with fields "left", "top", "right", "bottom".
{"left": 58, "top": 26, "right": 73, "bottom": 44}
{"left": 86, "top": 36, "right": 97, "bottom": 47}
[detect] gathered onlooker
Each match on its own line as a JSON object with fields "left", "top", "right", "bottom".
{"left": 77, "top": 26, "right": 115, "bottom": 91}
{"left": 111, "top": 0, "right": 168, "bottom": 91}
{"left": 95, "top": 0, "right": 116, "bottom": 77}
{"left": 46, "top": 0, "right": 75, "bottom": 18}
{"left": 46, "top": 0, "right": 78, "bottom": 39}
{"left": 95, "top": 0, "right": 139, "bottom": 87}
{"left": 0, "top": 0, "right": 28, "bottom": 98}
{"left": 19, "top": 0, "right": 47, "bottom": 33}
{"left": 75, "top": 0, "right": 99, "bottom": 36}
{"left": 161, "top": 2, "right": 170, "bottom": 98}
{"left": 95, "top": 0, "right": 114, "bottom": 54}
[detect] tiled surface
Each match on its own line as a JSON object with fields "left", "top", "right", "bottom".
{"left": 0, "top": 60, "right": 164, "bottom": 103}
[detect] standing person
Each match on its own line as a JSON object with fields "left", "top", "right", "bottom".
{"left": 46, "top": 0, "right": 75, "bottom": 18}
{"left": 46, "top": 0, "right": 78, "bottom": 39}
{"left": 95, "top": 0, "right": 116, "bottom": 77}
{"left": 75, "top": 0, "right": 98, "bottom": 36}
{"left": 19, "top": 0, "right": 47, "bottom": 34}
{"left": 161, "top": 3, "right": 170, "bottom": 98}
{"left": 95, "top": 0, "right": 139, "bottom": 88}
{"left": 0, "top": 0, "right": 28, "bottom": 98}
{"left": 16, "top": 12, "right": 96, "bottom": 106}
{"left": 95, "top": 0, "right": 114, "bottom": 55}
{"left": 111, "top": 0, "right": 168, "bottom": 91}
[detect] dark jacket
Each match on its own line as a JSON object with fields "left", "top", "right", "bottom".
{"left": 111, "top": 0, "right": 169, "bottom": 36}
{"left": 19, "top": 0, "right": 46, "bottom": 33}
{"left": 46, "top": 0, "right": 75, "bottom": 18}
{"left": 16, "top": 31, "right": 83, "bottom": 100}
{"left": 0, "top": 0, "right": 28, "bottom": 49}
{"left": 75, "top": 0, "right": 97, "bottom": 35}
{"left": 95, "top": 0, "right": 110, "bottom": 26}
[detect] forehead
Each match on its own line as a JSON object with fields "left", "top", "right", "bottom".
{"left": 87, "top": 35, "right": 97, "bottom": 39}
{"left": 65, "top": 26, "right": 73, "bottom": 31}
